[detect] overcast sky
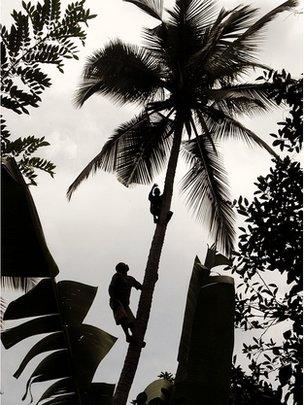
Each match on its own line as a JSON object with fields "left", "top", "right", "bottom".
{"left": 1, "top": 0, "right": 303, "bottom": 404}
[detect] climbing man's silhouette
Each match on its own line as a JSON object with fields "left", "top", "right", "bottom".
{"left": 148, "top": 183, "right": 173, "bottom": 224}
{"left": 109, "top": 262, "right": 145, "bottom": 345}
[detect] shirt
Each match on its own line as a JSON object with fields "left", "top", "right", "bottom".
{"left": 109, "top": 273, "right": 142, "bottom": 307}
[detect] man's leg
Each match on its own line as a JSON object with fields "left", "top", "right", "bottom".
{"left": 129, "top": 323, "right": 146, "bottom": 347}
{"left": 121, "top": 323, "right": 132, "bottom": 342}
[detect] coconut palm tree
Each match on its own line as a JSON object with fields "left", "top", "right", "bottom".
{"left": 67, "top": 1, "right": 296, "bottom": 403}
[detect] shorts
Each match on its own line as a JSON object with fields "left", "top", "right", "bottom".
{"left": 110, "top": 299, "right": 135, "bottom": 326}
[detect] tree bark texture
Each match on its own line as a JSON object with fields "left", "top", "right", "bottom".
{"left": 113, "top": 115, "right": 184, "bottom": 405}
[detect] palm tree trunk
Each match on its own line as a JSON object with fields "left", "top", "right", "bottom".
{"left": 113, "top": 115, "right": 184, "bottom": 405}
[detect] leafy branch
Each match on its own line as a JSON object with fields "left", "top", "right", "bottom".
{"left": 1, "top": 0, "right": 96, "bottom": 185}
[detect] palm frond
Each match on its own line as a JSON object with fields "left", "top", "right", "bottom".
{"left": 75, "top": 41, "right": 161, "bottom": 107}
{"left": 116, "top": 112, "right": 174, "bottom": 186}
{"left": 203, "top": 107, "right": 278, "bottom": 157}
{"left": 193, "top": 5, "right": 257, "bottom": 58}
{"left": 67, "top": 112, "right": 149, "bottom": 199}
{"left": 185, "top": 5, "right": 257, "bottom": 84}
{"left": 124, "top": 0, "right": 164, "bottom": 20}
{"left": 213, "top": 5, "right": 257, "bottom": 44}
{"left": 209, "top": 96, "right": 267, "bottom": 117}
{"left": 230, "top": 0, "right": 297, "bottom": 53}
{"left": 206, "top": 83, "right": 276, "bottom": 108}
{"left": 170, "top": 0, "right": 218, "bottom": 31}
{"left": 211, "top": 0, "right": 297, "bottom": 72}
{"left": 181, "top": 136, "right": 235, "bottom": 255}
{"left": 142, "top": 23, "right": 175, "bottom": 76}
{"left": 202, "top": 1, "right": 296, "bottom": 83}
{"left": 143, "top": 21, "right": 205, "bottom": 80}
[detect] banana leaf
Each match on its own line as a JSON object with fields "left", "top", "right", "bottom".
{"left": 4, "top": 279, "right": 57, "bottom": 320}
{"left": 69, "top": 324, "right": 117, "bottom": 386}
{"left": 3, "top": 279, "right": 97, "bottom": 324}
{"left": 1, "top": 157, "right": 58, "bottom": 277}
{"left": 39, "top": 383, "right": 115, "bottom": 405}
{"left": 37, "top": 378, "right": 74, "bottom": 404}
{"left": 2, "top": 279, "right": 100, "bottom": 350}
{"left": 174, "top": 248, "right": 235, "bottom": 405}
{"left": 1, "top": 278, "right": 117, "bottom": 405}
{"left": 2, "top": 315, "right": 61, "bottom": 349}
{"left": 14, "top": 332, "right": 65, "bottom": 378}
{"left": 57, "top": 281, "right": 97, "bottom": 325}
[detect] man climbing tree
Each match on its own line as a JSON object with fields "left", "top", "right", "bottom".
{"left": 148, "top": 184, "right": 173, "bottom": 224}
{"left": 109, "top": 262, "right": 144, "bottom": 346}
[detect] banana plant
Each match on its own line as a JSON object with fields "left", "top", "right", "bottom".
{"left": 173, "top": 247, "right": 235, "bottom": 405}
{"left": 1, "top": 156, "right": 117, "bottom": 404}
{"left": 132, "top": 247, "right": 234, "bottom": 405}
{"left": 2, "top": 278, "right": 117, "bottom": 405}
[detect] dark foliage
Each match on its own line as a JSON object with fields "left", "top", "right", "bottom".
{"left": 158, "top": 371, "right": 175, "bottom": 383}
{"left": 1, "top": 0, "right": 96, "bottom": 184}
{"left": 230, "top": 360, "right": 282, "bottom": 405}
{"left": 257, "top": 69, "right": 303, "bottom": 153}
{"left": 231, "top": 69, "right": 303, "bottom": 404}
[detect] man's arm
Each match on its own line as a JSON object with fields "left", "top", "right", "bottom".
{"left": 132, "top": 277, "right": 142, "bottom": 290}
{"left": 148, "top": 183, "right": 157, "bottom": 201}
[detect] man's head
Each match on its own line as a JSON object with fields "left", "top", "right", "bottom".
{"left": 154, "top": 187, "right": 161, "bottom": 196}
{"left": 116, "top": 262, "right": 129, "bottom": 274}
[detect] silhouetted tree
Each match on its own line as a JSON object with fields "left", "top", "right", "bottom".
{"left": 232, "top": 69, "right": 302, "bottom": 405}
{"left": 67, "top": 1, "right": 297, "bottom": 403}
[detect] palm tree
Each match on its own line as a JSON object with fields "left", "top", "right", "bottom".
{"left": 67, "top": 1, "right": 296, "bottom": 403}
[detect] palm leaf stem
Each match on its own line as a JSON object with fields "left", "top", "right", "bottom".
{"left": 189, "top": 115, "right": 210, "bottom": 163}
{"left": 193, "top": 110, "right": 217, "bottom": 153}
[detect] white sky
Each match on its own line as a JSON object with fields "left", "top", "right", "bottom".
{"left": 1, "top": 0, "right": 303, "bottom": 404}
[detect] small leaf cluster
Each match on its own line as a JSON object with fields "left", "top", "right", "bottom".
{"left": 230, "top": 357, "right": 282, "bottom": 405}
{"left": 157, "top": 371, "right": 175, "bottom": 383}
{"left": 1, "top": 118, "right": 55, "bottom": 185}
{"left": 258, "top": 69, "right": 303, "bottom": 152}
